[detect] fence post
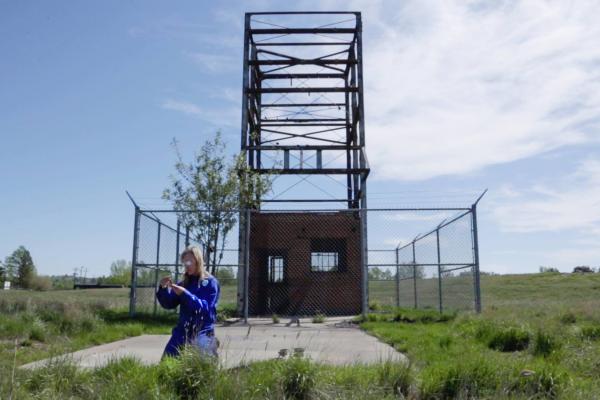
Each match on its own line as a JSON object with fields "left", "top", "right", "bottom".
{"left": 436, "top": 228, "right": 443, "bottom": 313}
{"left": 395, "top": 247, "right": 400, "bottom": 308}
{"left": 243, "top": 209, "right": 251, "bottom": 323}
{"left": 175, "top": 219, "right": 181, "bottom": 284}
{"left": 185, "top": 225, "right": 190, "bottom": 246}
{"left": 129, "top": 206, "right": 140, "bottom": 317}
{"left": 154, "top": 223, "right": 162, "bottom": 316}
{"left": 412, "top": 241, "right": 417, "bottom": 309}
{"left": 471, "top": 205, "right": 482, "bottom": 313}
{"left": 360, "top": 208, "right": 369, "bottom": 317}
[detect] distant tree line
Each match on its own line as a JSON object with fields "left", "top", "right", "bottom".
{"left": 97, "top": 259, "right": 237, "bottom": 287}
{"left": 368, "top": 265, "right": 425, "bottom": 280}
{"left": 539, "top": 265, "right": 598, "bottom": 274}
{"left": 0, "top": 246, "right": 51, "bottom": 290}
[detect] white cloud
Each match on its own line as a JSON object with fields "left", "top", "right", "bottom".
{"left": 162, "top": 99, "right": 203, "bottom": 116}
{"left": 491, "top": 159, "right": 600, "bottom": 233}
{"left": 161, "top": 99, "right": 238, "bottom": 127}
{"left": 340, "top": 0, "right": 600, "bottom": 181}
{"left": 390, "top": 211, "right": 456, "bottom": 222}
{"left": 186, "top": 51, "right": 238, "bottom": 73}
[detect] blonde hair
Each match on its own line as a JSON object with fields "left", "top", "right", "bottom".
{"left": 181, "top": 245, "right": 209, "bottom": 286}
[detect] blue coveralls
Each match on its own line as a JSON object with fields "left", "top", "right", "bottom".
{"left": 155, "top": 274, "right": 220, "bottom": 357}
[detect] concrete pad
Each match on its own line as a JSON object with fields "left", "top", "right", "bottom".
{"left": 20, "top": 335, "right": 170, "bottom": 369}
{"left": 21, "top": 317, "right": 406, "bottom": 370}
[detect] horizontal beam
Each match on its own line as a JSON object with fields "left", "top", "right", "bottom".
{"left": 368, "top": 263, "right": 475, "bottom": 268}
{"left": 261, "top": 73, "right": 345, "bottom": 79}
{"left": 249, "top": 87, "right": 356, "bottom": 93}
{"left": 249, "top": 59, "right": 355, "bottom": 66}
{"left": 261, "top": 118, "right": 346, "bottom": 123}
{"left": 248, "top": 11, "right": 358, "bottom": 15}
{"left": 262, "top": 199, "right": 349, "bottom": 203}
{"left": 256, "top": 42, "right": 353, "bottom": 46}
{"left": 253, "top": 168, "right": 369, "bottom": 175}
{"left": 261, "top": 103, "right": 345, "bottom": 107}
{"left": 136, "top": 207, "right": 472, "bottom": 213}
{"left": 247, "top": 145, "right": 362, "bottom": 150}
{"left": 261, "top": 123, "right": 348, "bottom": 127}
{"left": 250, "top": 28, "right": 356, "bottom": 35}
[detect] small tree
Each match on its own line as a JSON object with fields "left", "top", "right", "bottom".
{"left": 5, "top": 246, "right": 37, "bottom": 288}
{"left": 0, "top": 260, "right": 5, "bottom": 283}
{"left": 104, "top": 259, "right": 132, "bottom": 285}
{"left": 163, "top": 132, "right": 272, "bottom": 274}
{"left": 573, "top": 266, "right": 593, "bottom": 274}
{"left": 539, "top": 266, "right": 560, "bottom": 274}
{"left": 214, "top": 266, "right": 236, "bottom": 283}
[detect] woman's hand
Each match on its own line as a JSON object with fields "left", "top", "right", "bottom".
{"left": 170, "top": 283, "right": 185, "bottom": 296}
{"left": 159, "top": 276, "right": 172, "bottom": 289}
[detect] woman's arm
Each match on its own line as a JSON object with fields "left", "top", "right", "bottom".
{"left": 156, "top": 285, "right": 181, "bottom": 309}
{"left": 177, "top": 279, "right": 219, "bottom": 314}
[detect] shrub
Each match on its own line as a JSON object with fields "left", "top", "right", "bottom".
{"left": 24, "top": 357, "right": 93, "bottom": 397}
{"left": 376, "top": 360, "right": 414, "bottom": 397}
{"left": 159, "top": 345, "right": 219, "bottom": 399}
{"left": 216, "top": 303, "right": 238, "bottom": 322}
{"left": 393, "top": 308, "right": 455, "bottom": 324}
{"left": 28, "top": 317, "right": 47, "bottom": 342}
{"left": 559, "top": 312, "right": 577, "bottom": 324}
{"left": 420, "top": 357, "right": 497, "bottom": 399}
{"left": 506, "top": 365, "right": 567, "bottom": 399}
{"left": 581, "top": 325, "right": 600, "bottom": 340}
{"left": 438, "top": 334, "right": 453, "bottom": 349}
{"left": 312, "top": 311, "right": 326, "bottom": 324}
{"left": 272, "top": 314, "right": 280, "bottom": 324}
{"left": 92, "top": 356, "right": 163, "bottom": 398}
{"left": 539, "top": 266, "right": 560, "bottom": 274}
{"left": 532, "top": 330, "right": 561, "bottom": 357}
{"left": 121, "top": 323, "right": 144, "bottom": 337}
{"left": 29, "top": 275, "right": 53, "bottom": 291}
{"left": 573, "top": 266, "right": 593, "bottom": 273}
{"left": 280, "top": 357, "right": 317, "bottom": 400}
{"left": 486, "top": 326, "right": 531, "bottom": 352}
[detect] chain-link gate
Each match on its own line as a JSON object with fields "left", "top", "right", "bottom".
{"left": 129, "top": 200, "right": 483, "bottom": 318}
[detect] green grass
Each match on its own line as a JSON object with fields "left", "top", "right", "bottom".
{"left": 4, "top": 346, "right": 415, "bottom": 400}
{"left": 0, "top": 288, "right": 234, "bottom": 368}
{"left": 1, "top": 273, "right": 600, "bottom": 399}
{"left": 360, "top": 273, "right": 600, "bottom": 399}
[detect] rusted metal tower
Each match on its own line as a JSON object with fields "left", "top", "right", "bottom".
{"left": 240, "top": 11, "right": 369, "bottom": 208}
{"left": 238, "top": 12, "right": 370, "bottom": 317}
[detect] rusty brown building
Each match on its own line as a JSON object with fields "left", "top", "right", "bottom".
{"left": 248, "top": 211, "right": 363, "bottom": 316}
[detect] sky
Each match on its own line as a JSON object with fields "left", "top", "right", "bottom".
{"left": 1, "top": 0, "right": 599, "bottom": 277}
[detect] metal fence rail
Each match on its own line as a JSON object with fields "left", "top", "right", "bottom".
{"left": 129, "top": 201, "right": 483, "bottom": 317}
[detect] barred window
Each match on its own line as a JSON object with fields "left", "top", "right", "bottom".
{"left": 311, "top": 252, "right": 339, "bottom": 272}
{"left": 268, "top": 255, "right": 284, "bottom": 283}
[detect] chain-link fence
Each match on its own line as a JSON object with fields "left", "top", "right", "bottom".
{"left": 129, "top": 204, "right": 482, "bottom": 318}
{"left": 129, "top": 210, "right": 241, "bottom": 316}
{"left": 367, "top": 209, "right": 480, "bottom": 313}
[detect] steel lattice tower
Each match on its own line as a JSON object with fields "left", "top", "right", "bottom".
{"left": 240, "top": 12, "right": 369, "bottom": 209}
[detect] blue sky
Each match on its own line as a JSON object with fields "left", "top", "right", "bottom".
{"left": 1, "top": 0, "right": 599, "bottom": 277}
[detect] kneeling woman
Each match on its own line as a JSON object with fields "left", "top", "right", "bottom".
{"left": 156, "top": 245, "right": 220, "bottom": 358}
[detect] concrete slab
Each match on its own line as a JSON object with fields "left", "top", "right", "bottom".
{"left": 21, "top": 317, "right": 405, "bottom": 370}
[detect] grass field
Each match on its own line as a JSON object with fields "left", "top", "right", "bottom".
{"left": 369, "top": 274, "right": 476, "bottom": 311}
{"left": 362, "top": 273, "right": 600, "bottom": 399}
{"left": 1, "top": 273, "right": 599, "bottom": 398}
